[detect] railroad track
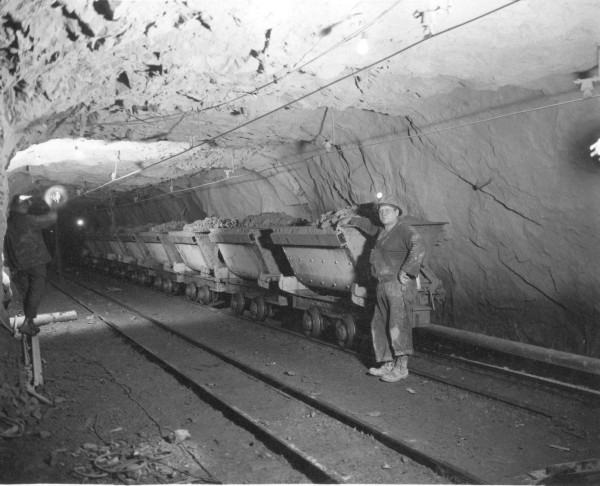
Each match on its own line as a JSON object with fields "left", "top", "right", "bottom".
{"left": 84, "top": 267, "right": 600, "bottom": 426}
{"left": 51, "top": 268, "right": 600, "bottom": 483}
{"left": 52, "top": 273, "right": 478, "bottom": 484}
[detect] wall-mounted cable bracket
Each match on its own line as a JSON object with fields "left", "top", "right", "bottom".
{"left": 574, "top": 44, "right": 600, "bottom": 97}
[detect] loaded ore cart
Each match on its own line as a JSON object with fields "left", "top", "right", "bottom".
{"left": 136, "top": 232, "right": 189, "bottom": 294}
{"left": 107, "top": 231, "right": 139, "bottom": 279}
{"left": 270, "top": 226, "right": 372, "bottom": 349}
{"left": 81, "top": 232, "right": 106, "bottom": 265}
{"left": 93, "top": 233, "right": 121, "bottom": 275}
{"left": 208, "top": 227, "right": 292, "bottom": 320}
{"left": 166, "top": 230, "right": 227, "bottom": 305}
{"left": 116, "top": 230, "right": 158, "bottom": 285}
{"left": 270, "top": 219, "right": 448, "bottom": 349}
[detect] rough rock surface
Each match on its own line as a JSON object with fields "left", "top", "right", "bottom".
{"left": 0, "top": 1, "right": 599, "bottom": 355}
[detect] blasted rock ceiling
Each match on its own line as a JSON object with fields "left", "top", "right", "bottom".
{"left": 4, "top": 0, "right": 598, "bottom": 197}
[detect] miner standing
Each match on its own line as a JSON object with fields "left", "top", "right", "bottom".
{"left": 341, "top": 193, "right": 426, "bottom": 382}
{"left": 4, "top": 194, "right": 58, "bottom": 336}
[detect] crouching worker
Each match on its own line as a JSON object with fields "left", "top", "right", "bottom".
{"left": 4, "top": 194, "right": 57, "bottom": 336}
{"left": 340, "top": 194, "right": 426, "bottom": 382}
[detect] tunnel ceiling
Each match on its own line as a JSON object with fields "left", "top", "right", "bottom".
{"left": 3, "top": 0, "right": 599, "bottom": 202}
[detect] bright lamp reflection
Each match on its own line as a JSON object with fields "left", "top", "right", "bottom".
{"left": 76, "top": 219, "right": 85, "bottom": 227}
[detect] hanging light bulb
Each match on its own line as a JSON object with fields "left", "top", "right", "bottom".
{"left": 356, "top": 33, "right": 369, "bottom": 55}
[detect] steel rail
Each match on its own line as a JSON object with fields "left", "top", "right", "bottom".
{"left": 77, "top": 265, "right": 600, "bottom": 415}
{"left": 51, "top": 279, "right": 353, "bottom": 484}
{"left": 53, "top": 274, "right": 486, "bottom": 485}
{"left": 163, "top": 287, "right": 600, "bottom": 412}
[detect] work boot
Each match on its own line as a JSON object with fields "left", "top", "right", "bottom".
{"left": 18, "top": 318, "right": 40, "bottom": 337}
{"left": 380, "top": 356, "right": 409, "bottom": 382}
{"left": 367, "top": 361, "right": 394, "bottom": 376}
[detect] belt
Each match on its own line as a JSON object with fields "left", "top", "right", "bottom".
{"left": 374, "top": 273, "right": 399, "bottom": 284}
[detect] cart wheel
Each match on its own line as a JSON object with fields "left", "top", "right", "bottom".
{"left": 335, "top": 314, "right": 356, "bottom": 349}
{"left": 197, "top": 285, "right": 211, "bottom": 305}
{"left": 302, "top": 307, "right": 323, "bottom": 338}
{"left": 249, "top": 296, "right": 267, "bottom": 321}
{"left": 185, "top": 282, "right": 197, "bottom": 300}
{"left": 154, "top": 276, "right": 163, "bottom": 289}
{"left": 231, "top": 292, "right": 245, "bottom": 315}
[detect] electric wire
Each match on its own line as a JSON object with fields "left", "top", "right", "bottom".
{"left": 77, "top": 0, "right": 521, "bottom": 199}
{"left": 92, "top": 92, "right": 599, "bottom": 213}
{"left": 86, "top": 0, "right": 403, "bottom": 127}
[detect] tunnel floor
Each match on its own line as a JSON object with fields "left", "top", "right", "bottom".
{"left": 1, "top": 272, "right": 599, "bottom": 484}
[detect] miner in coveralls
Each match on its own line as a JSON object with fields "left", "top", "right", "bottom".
{"left": 342, "top": 194, "right": 426, "bottom": 382}
{"left": 4, "top": 194, "right": 57, "bottom": 336}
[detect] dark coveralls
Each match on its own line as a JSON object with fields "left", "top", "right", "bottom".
{"left": 4, "top": 211, "right": 56, "bottom": 320}
{"left": 352, "top": 217, "right": 426, "bottom": 362}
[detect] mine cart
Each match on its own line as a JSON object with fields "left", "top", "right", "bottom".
{"left": 208, "top": 227, "right": 290, "bottom": 320}
{"left": 167, "top": 230, "right": 224, "bottom": 303}
{"left": 103, "top": 233, "right": 131, "bottom": 278}
{"left": 117, "top": 231, "right": 152, "bottom": 267}
{"left": 115, "top": 231, "right": 155, "bottom": 283}
{"left": 82, "top": 235, "right": 101, "bottom": 259}
{"left": 270, "top": 226, "right": 371, "bottom": 348}
{"left": 90, "top": 233, "right": 118, "bottom": 274}
{"left": 136, "top": 232, "right": 186, "bottom": 293}
{"left": 106, "top": 234, "right": 127, "bottom": 261}
{"left": 93, "top": 233, "right": 112, "bottom": 259}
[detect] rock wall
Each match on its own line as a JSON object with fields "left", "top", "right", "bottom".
{"left": 107, "top": 87, "right": 600, "bottom": 357}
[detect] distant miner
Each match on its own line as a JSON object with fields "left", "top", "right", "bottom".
{"left": 4, "top": 194, "right": 58, "bottom": 336}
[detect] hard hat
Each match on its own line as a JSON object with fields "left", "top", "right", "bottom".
{"left": 375, "top": 192, "right": 404, "bottom": 215}
{"left": 10, "top": 194, "right": 31, "bottom": 210}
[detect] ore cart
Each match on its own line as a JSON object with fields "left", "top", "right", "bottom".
{"left": 208, "top": 227, "right": 291, "bottom": 320}
{"left": 167, "top": 230, "right": 225, "bottom": 304}
{"left": 116, "top": 231, "right": 157, "bottom": 284}
{"left": 81, "top": 236, "right": 94, "bottom": 259}
{"left": 91, "top": 233, "right": 117, "bottom": 274}
{"left": 103, "top": 233, "right": 131, "bottom": 277}
{"left": 82, "top": 233, "right": 102, "bottom": 260}
{"left": 137, "top": 232, "right": 187, "bottom": 293}
{"left": 270, "top": 226, "right": 371, "bottom": 348}
{"left": 93, "top": 233, "right": 112, "bottom": 260}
